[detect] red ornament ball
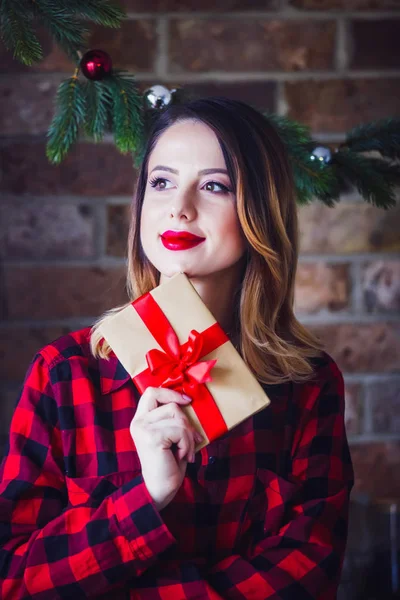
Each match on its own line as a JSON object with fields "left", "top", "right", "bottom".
{"left": 80, "top": 49, "right": 113, "bottom": 81}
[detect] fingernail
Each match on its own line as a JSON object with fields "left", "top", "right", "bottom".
{"left": 195, "top": 431, "right": 203, "bottom": 443}
{"left": 182, "top": 394, "right": 192, "bottom": 402}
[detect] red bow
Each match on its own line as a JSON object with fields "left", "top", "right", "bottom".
{"left": 132, "top": 291, "right": 229, "bottom": 442}
{"left": 145, "top": 329, "right": 217, "bottom": 393}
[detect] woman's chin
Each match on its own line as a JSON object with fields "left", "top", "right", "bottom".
{"left": 158, "top": 264, "right": 207, "bottom": 281}
{"left": 157, "top": 259, "right": 197, "bottom": 278}
{"left": 158, "top": 264, "right": 190, "bottom": 280}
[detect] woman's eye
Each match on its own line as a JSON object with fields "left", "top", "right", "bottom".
{"left": 204, "top": 181, "right": 230, "bottom": 194}
{"left": 148, "top": 177, "right": 231, "bottom": 194}
{"left": 149, "top": 177, "right": 171, "bottom": 190}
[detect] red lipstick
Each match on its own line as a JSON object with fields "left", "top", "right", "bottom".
{"left": 161, "top": 230, "right": 205, "bottom": 251}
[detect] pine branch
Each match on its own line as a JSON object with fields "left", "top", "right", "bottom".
{"left": 0, "top": 0, "right": 42, "bottom": 65}
{"left": 83, "top": 80, "right": 112, "bottom": 142}
{"left": 56, "top": 0, "right": 126, "bottom": 28}
{"left": 29, "top": 0, "right": 89, "bottom": 64}
{"left": 1, "top": 0, "right": 125, "bottom": 66}
{"left": 342, "top": 118, "right": 400, "bottom": 161}
{"left": 292, "top": 152, "right": 341, "bottom": 206}
{"left": 332, "top": 150, "right": 399, "bottom": 209}
{"left": 46, "top": 74, "right": 86, "bottom": 164}
{"left": 107, "top": 71, "right": 144, "bottom": 154}
{"left": 262, "top": 113, "right": 340, "bottom": 206}
{"left": 265, "top": 112, "right": 312, "bottom": 147}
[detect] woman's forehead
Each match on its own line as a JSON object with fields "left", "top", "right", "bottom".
{"left": 149, "top": 121, "right": 226, "bottom": 170}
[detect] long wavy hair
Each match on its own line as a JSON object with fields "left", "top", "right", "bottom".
{"left": 91, "top": 96, "right": 324, "bottom": 384}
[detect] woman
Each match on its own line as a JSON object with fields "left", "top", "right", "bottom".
{"left": 0, "top": 97, "right": 354, "bottom": 599}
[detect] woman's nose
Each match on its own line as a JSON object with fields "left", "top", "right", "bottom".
{"left": 169, "top": 191, "right": 197, "bottom": 221}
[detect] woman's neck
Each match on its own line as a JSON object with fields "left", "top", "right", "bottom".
{"left": 161, "top": 262, "right": 244, "bottom": 336}
{"left": 180, "top": 261, "right": 243, "bottom": 337}
{"left": 190, "top": 273, "right": 238, "bottom": 335}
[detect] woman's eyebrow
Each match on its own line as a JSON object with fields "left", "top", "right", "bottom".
{"left": 149, "top": 165, "right": 229, "bottom": 176}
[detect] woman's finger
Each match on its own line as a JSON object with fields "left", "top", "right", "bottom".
{"left": 147, "top": 420, "right": 195, "bottom": 461}
{"left": 143, "top": 402, "right": 190, "bottom": 427}
{"left": 134, "top": 387, "right": 191, "bottom": 419}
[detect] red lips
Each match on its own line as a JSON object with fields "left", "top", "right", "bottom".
{"left": 161, "top": 230, "right": 205, "bottom": 251}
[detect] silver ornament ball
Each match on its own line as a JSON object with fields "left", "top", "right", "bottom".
{"left": 143, "top": 85, "right": 173, "bottom": 110}
{"left": 310, "top": 146, "right": 332, "bottom": 164}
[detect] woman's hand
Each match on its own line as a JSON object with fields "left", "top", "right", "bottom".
{"left": 130, "top": 387, "right": 203, "bottom": 511}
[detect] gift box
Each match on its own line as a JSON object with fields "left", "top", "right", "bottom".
{"left": 98, "top": 273, "right": 271, "bottom": 452}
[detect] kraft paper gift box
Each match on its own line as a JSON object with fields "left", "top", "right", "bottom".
{"left": 99, "top": 273, "right": 271, "bottom": 452}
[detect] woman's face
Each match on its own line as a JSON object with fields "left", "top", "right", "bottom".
{"left": 140, "top": 119, "right": 247, "bottom": 280}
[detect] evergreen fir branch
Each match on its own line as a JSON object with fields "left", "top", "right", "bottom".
{"left": 107, "top": 71, "right": 144, "bottom": 154}
{"left": 263, "top": 112, "right": 399, "bottom": 206}
{"left": 332, "top": 150, "right": 399, "bottom": 209}
{"left": 283, "top": 143, "right": 339, "bottom": 206}
{"left": 0, "top": 0, "right": 42, "bottom": 65}
{"left": 342, "top": 118, "right": 400, "bottom": 161}
{"left": 0, "top": 0, "right": 124, "bottom": 66}
{"left": 56, "top": 0, "right": 126, "bottom": 28}
{"left": 83, "top": 80, "right": 112, "bottom": 142}
{"left": 265, "top": 112, "right": 312, "bottom": 148}
{"left": 292, "top": 155, "right": 340, "bottom": 207}
{"left": 263, "top": 113, "right": 341, "bottom": 206}
{"left": 46, "top": 74, "right": 86, "bottom": 164}
{"left": 29, "top": 1, "right": 89, "bottom": 64}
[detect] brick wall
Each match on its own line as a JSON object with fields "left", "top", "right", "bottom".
{"left": 0, "top": 1, "right": 399, "bottom": 596}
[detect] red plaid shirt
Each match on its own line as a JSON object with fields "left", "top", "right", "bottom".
{"left": 0, "top": 327, "right": 353, "bottom": 599}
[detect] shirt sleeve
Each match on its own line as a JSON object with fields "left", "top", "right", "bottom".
{"left": 206, "top": 357, "right": 354, "bottom": 600}
{"left": 0, "top": 353, "right": 177, "bottom": 599}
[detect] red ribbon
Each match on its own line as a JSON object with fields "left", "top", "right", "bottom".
{"left": 132, "top": 292, "right": 229, "bottom": 442}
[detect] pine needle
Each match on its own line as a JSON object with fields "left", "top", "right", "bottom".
{"left": 0, "top": 0, "right": 43, "bottom": 65}
{"left": 264, "top": 113, "right": 340, "bottom": 206}
{"left": 332, "top": 150, "right": 399, "bottom": 209}
{"left": 265, "top": 112, "right": 312, "bottom": 147}
{"left": 30, "top": 1, "right": 89, "bottom": 64}
{"left": 343, "top": 118, "right": 400, "bottom": 161}
{"left": 107, "top": 71, "right": 144, "bottom": 154}
{"left": 46, "top": 75, "right": 86, "bottom": 164}
{"left": 56, "top": 0, "right": 126, "bottom": 28}
{"left": 83, "top": 80, "right": 113, "bottom": 142}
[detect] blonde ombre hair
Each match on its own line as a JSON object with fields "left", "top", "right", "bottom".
{"left": 91, "top": 96, "right": 324, "bottom": 385}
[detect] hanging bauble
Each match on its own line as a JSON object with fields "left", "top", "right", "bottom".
{"left": 143, "top": 85, "right": 173, "bottom": 110}
{"left": 310, "top": 145, "right": 332, "bottom": 165}
{"left": 80, "top": 49, "right": 113, "bottom": 81}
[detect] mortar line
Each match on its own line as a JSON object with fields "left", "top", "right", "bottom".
{"left": 1, "top": 70, "right": 399, "bottom": 84}
{"left": 123, "top": 11, "right": 400, "bottom": 19}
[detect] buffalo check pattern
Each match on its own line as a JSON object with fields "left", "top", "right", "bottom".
{"left": 0, "top": 327, "right": 354, "bottom": 599}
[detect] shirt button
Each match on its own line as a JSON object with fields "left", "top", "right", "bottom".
{"left": 208, "top": 456, "right": 217, "bottom": 464}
